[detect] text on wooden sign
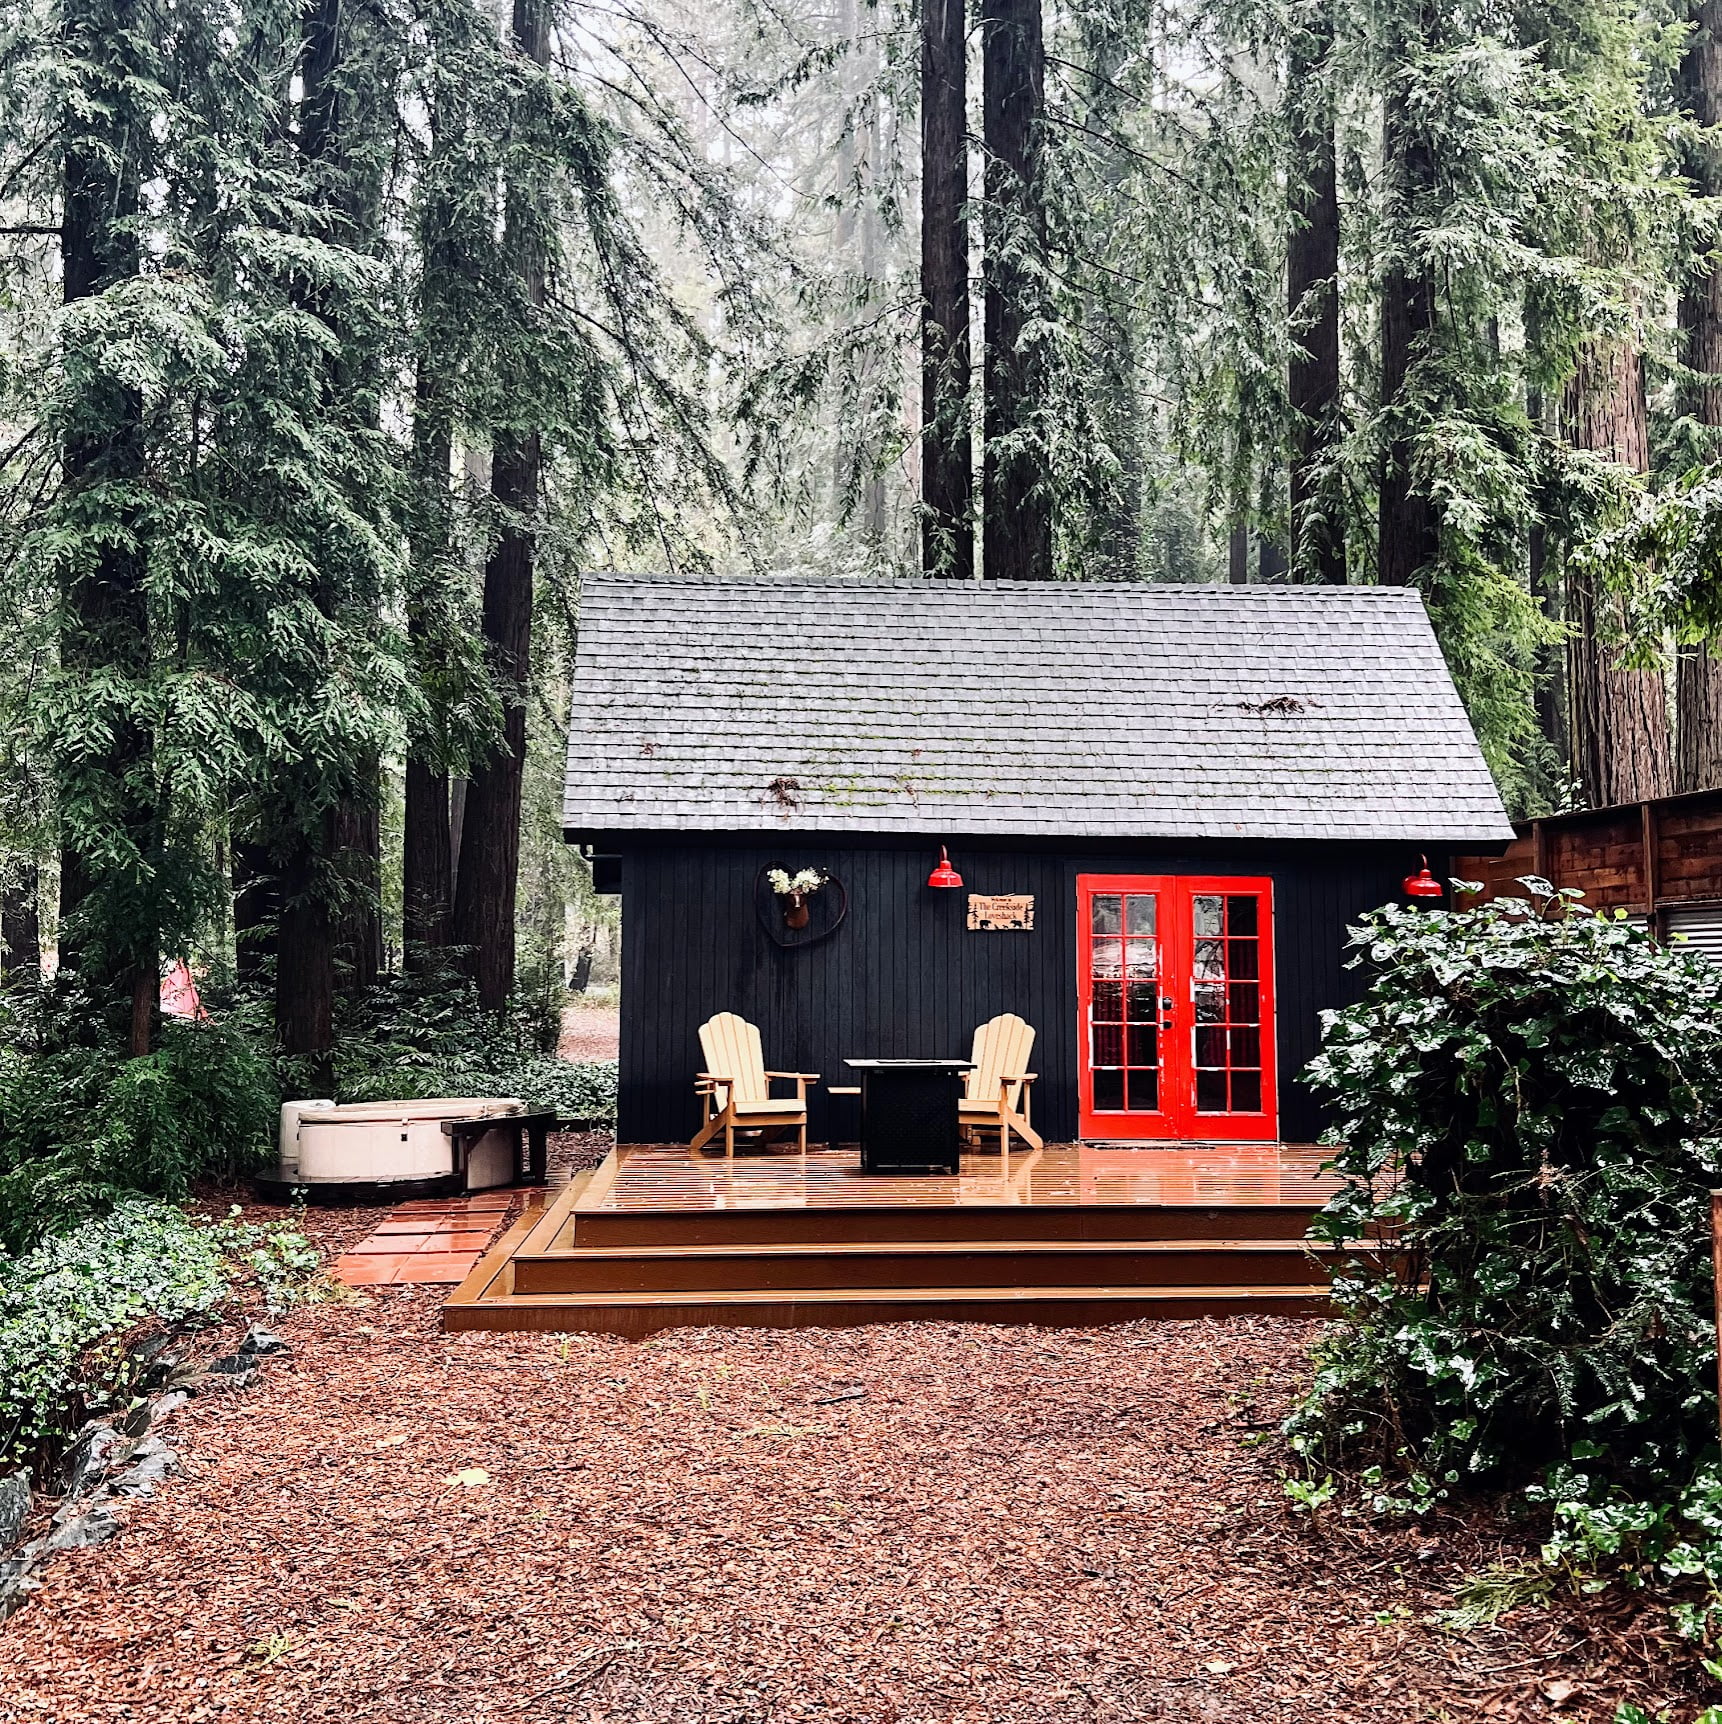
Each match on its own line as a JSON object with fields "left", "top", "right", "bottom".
{"left": 967, "top": 893, "right": 1035, "bottom": 931}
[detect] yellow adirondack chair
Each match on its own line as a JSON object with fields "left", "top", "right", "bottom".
{"left": 691, "top": 1012, "right": 819, "bottom": 1156}
{"left": 959, "top": 1013, "right": 1043, "bottom": 1153}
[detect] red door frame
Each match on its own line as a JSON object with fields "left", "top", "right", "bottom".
{"left": 1076, "top": 873, "right": 1278, "bottom": 1141}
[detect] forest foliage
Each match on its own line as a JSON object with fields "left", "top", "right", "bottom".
{"left": 3, "top": 0, "right": 1722, "bottom": 1216}
{"left": 1291, "top": 889, "right": 1722, "bottom": 1613}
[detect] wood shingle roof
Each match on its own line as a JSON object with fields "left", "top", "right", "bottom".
{"left": 562, "top": 575, "right": 1515, "bottom": 843}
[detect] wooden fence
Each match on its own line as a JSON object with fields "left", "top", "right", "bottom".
{"left": 1453, "top": 788, "right": 1722, "bottom": 955}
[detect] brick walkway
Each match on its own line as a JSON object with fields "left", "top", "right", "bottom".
{"left": 331, "top": 1193, "right": 517, "bottom": 1286}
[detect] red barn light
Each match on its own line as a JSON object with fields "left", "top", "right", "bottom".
{"left": 1403, "top": 856, "right": 1444, "bottom": 901}
{"left": 927, "top": 845, "right": 963, "bottom": 889}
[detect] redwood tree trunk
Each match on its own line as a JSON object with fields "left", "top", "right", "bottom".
{"left": 403, "top": 391, "right": 454, "bottom": 968}
{"left": 231, "top": 839, "right": 278, "bottom": 981}
{"left": 404, "top": 755, "right": 453, "bottom": 965}
{"left": 1679, "top": 0, "right": 1722, "bottom": 791}
{"left": 59, "top": 0, "right": 155, "bottom": 1053}
{"left": 981, "top": 0, "right": 1052, "bottom": 580}
{"left": 277, "top": 827, "right": 335, "bottom": 1094}
{"left": 404, "top": 54, "right": 460, "bottom": 969}
{"left": 272, "top": 0, "right": 345, "bottom": 1066}
{"left": 1377, "top": 81, "right": 1437, "bottom": 589}
{"left": 450, "top": 0, "right": 548, "bottom": 1012}
{"left": 1287, "top": 4, "right": 1344, "bottom": 584}
{"left": 1563, "top": 339, "right": 1673, "bottom": 807}
{"left": 921, "top": 0, "right": 973, "bottom": 576}
{"left": 452, "top": 437, "right": 536, "bottom": 1010}
{"left": 332, "top": 786, "right": 382, "bottom": 992}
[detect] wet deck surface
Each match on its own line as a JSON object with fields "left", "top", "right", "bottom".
{"left": 580, "top": 1141, "right": 1341, "bottom": 1213}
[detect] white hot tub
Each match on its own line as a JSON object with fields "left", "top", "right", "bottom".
{"left": 295, "top": 1097, "right": 526, "bottom": 1191}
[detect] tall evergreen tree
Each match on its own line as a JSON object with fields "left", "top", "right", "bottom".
{"left": 921, "top": 0, "right": 973, "bottom": 577}
{"left": 56, "top": 0, "right": 156, "bottom": 1051}
{"left": 1286, "top": 0, "right": 1343, "bottom": 584}
{"left": 450, "top": 0, "right": 551, "bottom": 1011}
{"left": 1676, "top": 0, "right": 1722, "bottom": 791}
{"left": 1563, "top": 339, "right": 1674, "bottom": 804}
{"left": 981, "top": 0, "right": 1052, "bottom": 579}
{"left": 1376, "top": 8, "right": 1439, "bottom": 592}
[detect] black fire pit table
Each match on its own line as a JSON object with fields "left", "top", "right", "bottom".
{"left": 844, "top": 1058, "right": 973, "bottom": 1175}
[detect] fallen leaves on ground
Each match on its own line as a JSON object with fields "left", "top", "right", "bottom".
{"left": 0, "top": 1289, "right": 1705, "bottom": 1723}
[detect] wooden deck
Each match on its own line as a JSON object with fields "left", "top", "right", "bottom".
{"left": 444, "top": 1142, "right": 1359, "bottom": 1336}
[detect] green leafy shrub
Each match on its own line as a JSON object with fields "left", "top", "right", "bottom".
{"left": 330, "top": 972, "right": 615, "bottom": 1120}
{"left": 1290, "top": 885, "right": 1722, "bottom": 1504}
{"left": 0, "top": 1199, "right": 314, "bottom": 1470}
{"left": 0, "top": 991, "right": 277, "bottom": 1250}
{"left": 501, "top": 1056, "right": 616, "bottom": 1121}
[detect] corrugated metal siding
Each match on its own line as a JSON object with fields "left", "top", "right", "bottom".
{"left": 618, "top": 839, "right": 1417, "bottom": 1145}
{"left": 1668, "top": 903, "right": 1722, "bottom": 961}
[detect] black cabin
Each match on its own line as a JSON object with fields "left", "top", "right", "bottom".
{"left": 563, "top": 576, "right": 1513, "bottom": 1147}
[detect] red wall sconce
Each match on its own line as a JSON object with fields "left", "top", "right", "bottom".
{"left": 1403, "top": 856, "right": 1443, "bottom": 901}
{"left": 927, "top": 845, "right": 963, "bottom": 889}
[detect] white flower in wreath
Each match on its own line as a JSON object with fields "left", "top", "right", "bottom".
{"left": 766, "top": 867, "right": 827, "bottom": 897}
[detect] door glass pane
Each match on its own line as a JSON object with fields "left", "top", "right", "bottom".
{"left": 1088, "top": 887, "right": 1163, "bottom": 1118}
{"left": 1185, "top": 888, "right": 1269, "bottom": 1121}
{"left": 1195, "top": 1068, "right": 1227, "bottom": 1112}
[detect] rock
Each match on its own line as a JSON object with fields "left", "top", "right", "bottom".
{"left": 48, "top": 1504, "right": 119, "bottom": 1550}
{"left": 241, "top": 1325, "right": 290, "bottom": 1358}
{"left": 0, "top": 1473, "right": 30, "bottom": 1552}
{"left": 185, "top": 1363, "right": 257, "bottom": 1395}
{"left": 59, "top": 1423, "right": 121, "bottom": 1498}
{"left": 0, "top": 1566, "right": 40, "bottom": 1623}
{"left": 112, "top": 1439, "right": 177, "bottom": 1499}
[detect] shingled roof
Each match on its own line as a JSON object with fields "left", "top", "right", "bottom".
{"left": 562, "top": 575, "right": 1515, "bottom": 843}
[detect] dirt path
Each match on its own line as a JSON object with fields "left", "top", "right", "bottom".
{"left": 0, "top": 1297, "right": 1697, "bottom": 1723}
{"left": 557, "top": 1000, "right": 618, "bottom": 1062}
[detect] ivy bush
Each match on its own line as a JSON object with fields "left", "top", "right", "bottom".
{"left": 0, "top": 990, "right": 277, "bottom": 1251}
{"left": 1290, "top": 884, "right": 1722, "bottom": 1520}
{"left": 329, "top": 972, "right": 616, "bottom": 1121}
{"left": 0, "top": 1199, "right": 315, "bottom": 1471}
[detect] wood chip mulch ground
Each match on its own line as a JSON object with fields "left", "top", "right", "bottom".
{"left": 0, "top": 1268, "right": 1709, "bottom": 1722}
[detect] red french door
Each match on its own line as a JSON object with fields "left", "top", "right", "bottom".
{"left": 1076, "top": 875, "right": 1277, "bottom": 1141}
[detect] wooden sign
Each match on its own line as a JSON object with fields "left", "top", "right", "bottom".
{"left": 968, "top": 893, "right": 1034, "bottom": 931}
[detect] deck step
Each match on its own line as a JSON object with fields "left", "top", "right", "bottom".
{"left": 566, "top": 1201, "right": 1325, "bottom": 1249}
{"left": 510, "top": 1236, "right": 1371, "bottom": 1296}
{"left": 444, "top": 1281, "right": 1335, "bottom": 1337}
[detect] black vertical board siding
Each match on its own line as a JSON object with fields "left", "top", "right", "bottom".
{"left": 615, "top": 837, "right": 1427, "bottom": 1145}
